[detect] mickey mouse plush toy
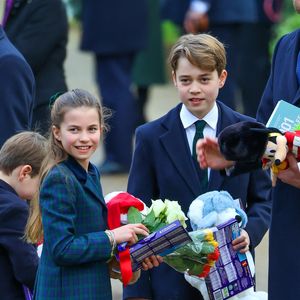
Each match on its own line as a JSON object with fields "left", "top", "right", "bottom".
{"left": 218, "top": 121, "right": 300, "bottom": 186}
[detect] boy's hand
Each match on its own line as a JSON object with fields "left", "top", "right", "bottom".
{"left": 196, "top": 137, "right": 234, "bottom": 170}
{"left": 232, "top": 229, "right": 250, "bottom": 254}
{"left": 277, "top": 153, "right": 300, "bottom": 188}
{"left": 141, "top": 255, "right": 163, "bottom": 271}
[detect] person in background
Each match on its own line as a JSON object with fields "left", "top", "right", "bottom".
{"left": 80, "top": 0, "right": 148, "bottom": 174}
{"left": 0, "top": 24, "right": 34, "bottom": 147}
{"left": 0, "top": 131, "right": 47, "bottom": 299}
{"left": 197, "top": 3, "right": 300, "bottom": 297}
{"left": 123, "top": 33, "right": 271, "bottom": 300}
{"left": 256, "top": 1, "right": 300, "bottom": 298}
{"left": 3, "top": 0, "right": 68, "bottom": 136}
{"left": 184, "top": 0, "right": 282, "bottom": 117}
{"left": 132, "top": 0, "right": 166, "bottom": 127}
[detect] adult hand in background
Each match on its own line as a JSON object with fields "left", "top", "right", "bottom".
{"left": 196, "top": 137, "right": 234, "bottom": 170}
{"left": 184, "top": 11, "right": 209, "bottom": 33}
{"left": 277, "top": 152, "right": 300, "bottom": 188}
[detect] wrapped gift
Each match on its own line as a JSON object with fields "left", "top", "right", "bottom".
{"left": 118, "top": 220, "right": 192, "bottom": 272}
{"left": 205, "top": 219, "right": 254, "bottom": 300}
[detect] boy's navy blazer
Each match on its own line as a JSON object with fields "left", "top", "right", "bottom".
{"left": 257, "top": 29, "right": 300, "bottom": 300}
{"left": 0, "top": 179, "right": 38, "bottom": 299}
{"left": 124, "top": 101, "right": 272, "bottom": 300}
{"left": 35, "top": 157, "right": 113, "bottom": 300}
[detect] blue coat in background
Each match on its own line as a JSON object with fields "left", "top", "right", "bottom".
{"left": 80, "top": 0, "right": 147, "bottom": 55}
{"left": 34, "top": 157, "right": 112, "bottom": 300}
{"left": 5, "top": 0, "right": 68, "bottom": 135}
{"left": 0, "top": 26, "right": 34, "bottom": 147}
{"left": 256, "top": 28, "right": 300, "bottom": 300}
{"left": 124, "top": 101, "right": 272, "bottom": 300}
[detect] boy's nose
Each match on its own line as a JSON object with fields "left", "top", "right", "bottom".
{"left": 189, "top": 83, "right": 201, "bottom": 94}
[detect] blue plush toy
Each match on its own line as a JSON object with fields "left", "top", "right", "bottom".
{"left": 188, "top": 190, "right": 247, "bottom": 231}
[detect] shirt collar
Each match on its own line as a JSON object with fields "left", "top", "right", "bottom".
{"left": 63, "top": 156, "right": 97, "bottom": 184}
{"left": 180, "top": 103, "right": 218, "bottom": 130}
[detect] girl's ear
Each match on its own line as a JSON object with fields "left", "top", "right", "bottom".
{"left": 52, "top": 125, "right": 61, "bottom": 141}
{"left": 19, "top": 165, "right": 32, "bottom": 181}
{"left": 219, "top": 70, "right": 227, "bottom": 88}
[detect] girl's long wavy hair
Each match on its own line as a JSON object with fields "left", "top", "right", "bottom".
{"left": 25, "top": 89, "right": 110, "bottom": 243}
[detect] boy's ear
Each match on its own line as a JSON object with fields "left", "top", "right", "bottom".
{"left": 19, "top": 165, "right": 32, "bottom": 181}
{"left": 172, "top": 70, "right": 177, "bottom": 87}
{"left": 219, "top": 70, "right": 227, "bottom": 88}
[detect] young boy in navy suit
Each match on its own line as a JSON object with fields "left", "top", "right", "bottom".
{"left": 0, "top": 131, "right": 47, "bottom": 299}
{"left": 123, "top": 33, "right": 272, "bottom": 300}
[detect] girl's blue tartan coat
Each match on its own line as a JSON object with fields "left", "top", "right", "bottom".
{"left": 34, "top": 157, "right": 113, "bottom": 299}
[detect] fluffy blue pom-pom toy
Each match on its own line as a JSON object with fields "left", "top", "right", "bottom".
{"left": 188, "top": 190, "right": 248, "bottom": 231}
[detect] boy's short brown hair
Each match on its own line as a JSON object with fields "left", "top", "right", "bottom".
{"left": 168, "top": 33, "right": 226, "bottom": 76}
{"left": 0, "top": 131, "right": 47, "bottom": 176}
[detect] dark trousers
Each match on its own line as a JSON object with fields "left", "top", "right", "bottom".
{"left": 96, "top": 53, "right": 137, "bottom": 169}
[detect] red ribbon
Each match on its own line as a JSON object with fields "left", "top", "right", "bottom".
{"left": 118, "top": 248, "right": 132, "bottom": 286}
{"left": 106, "top": 192, "right": 144, "bottom": 285}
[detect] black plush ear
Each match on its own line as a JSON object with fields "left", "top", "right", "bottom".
{"left": 218, "top": 121, "right": 269, "bottom": 162}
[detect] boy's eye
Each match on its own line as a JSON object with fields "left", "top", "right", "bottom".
{"left": 89, "top": 127, "right": 98, "bottom": 132}
{"left": 180, "top": 78, "right": 190, "bottom": 84}
{"left": 201, "top": 77, "right": 209, "bottom": 83}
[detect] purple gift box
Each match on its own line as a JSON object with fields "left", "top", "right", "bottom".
{"left": 205, "top": 219, "right": 254, "bottom": 300}
{"left": 118, "top": 220, "right": 192, "bottom": 272}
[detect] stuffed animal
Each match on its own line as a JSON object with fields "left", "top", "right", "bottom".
{"left": 184, "top": 191, "right": 268, "bottom": 300}
{"left": 217, "top": 121, "right": 300, "bottom": 186}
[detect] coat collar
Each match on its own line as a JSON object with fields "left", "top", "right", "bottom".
{"left": 63, "top": 155, "right": 95, "bottom": 184}
{"left": 159, "top": 101, "right": 242, "bottom": 194}
{"left": 0, "top": 178, "right": 17, "bottom": 195}
{"left": 159, "top": 103, "right": 226, "bottom": 195}
{"left": 62, "top": 156, "right": 107, "bottom": 208}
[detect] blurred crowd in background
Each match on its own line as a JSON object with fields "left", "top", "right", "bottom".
{"left": 2, "top": 0, "right": 298, "bottom": 174}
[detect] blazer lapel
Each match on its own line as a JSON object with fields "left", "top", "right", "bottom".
{"left": 160, "top": 105, "right": 201, "bottom": 196}
{"left": 84, "top": 177, "right": 107, "bottom": 209}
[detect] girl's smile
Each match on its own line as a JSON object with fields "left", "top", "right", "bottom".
{"left": 53, "top": 106, "right": 101, "bottom": 170}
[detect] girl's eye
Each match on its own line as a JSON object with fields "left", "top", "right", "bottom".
{"left": 89, "top": 127, "right": 98, "bottom": 132}
{"left": 69, "top": 128, "right": 78, "bottom": 133}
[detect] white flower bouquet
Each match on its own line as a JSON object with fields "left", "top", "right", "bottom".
{"left": 127, "top": 199, "right": 219, "bottom": 277}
